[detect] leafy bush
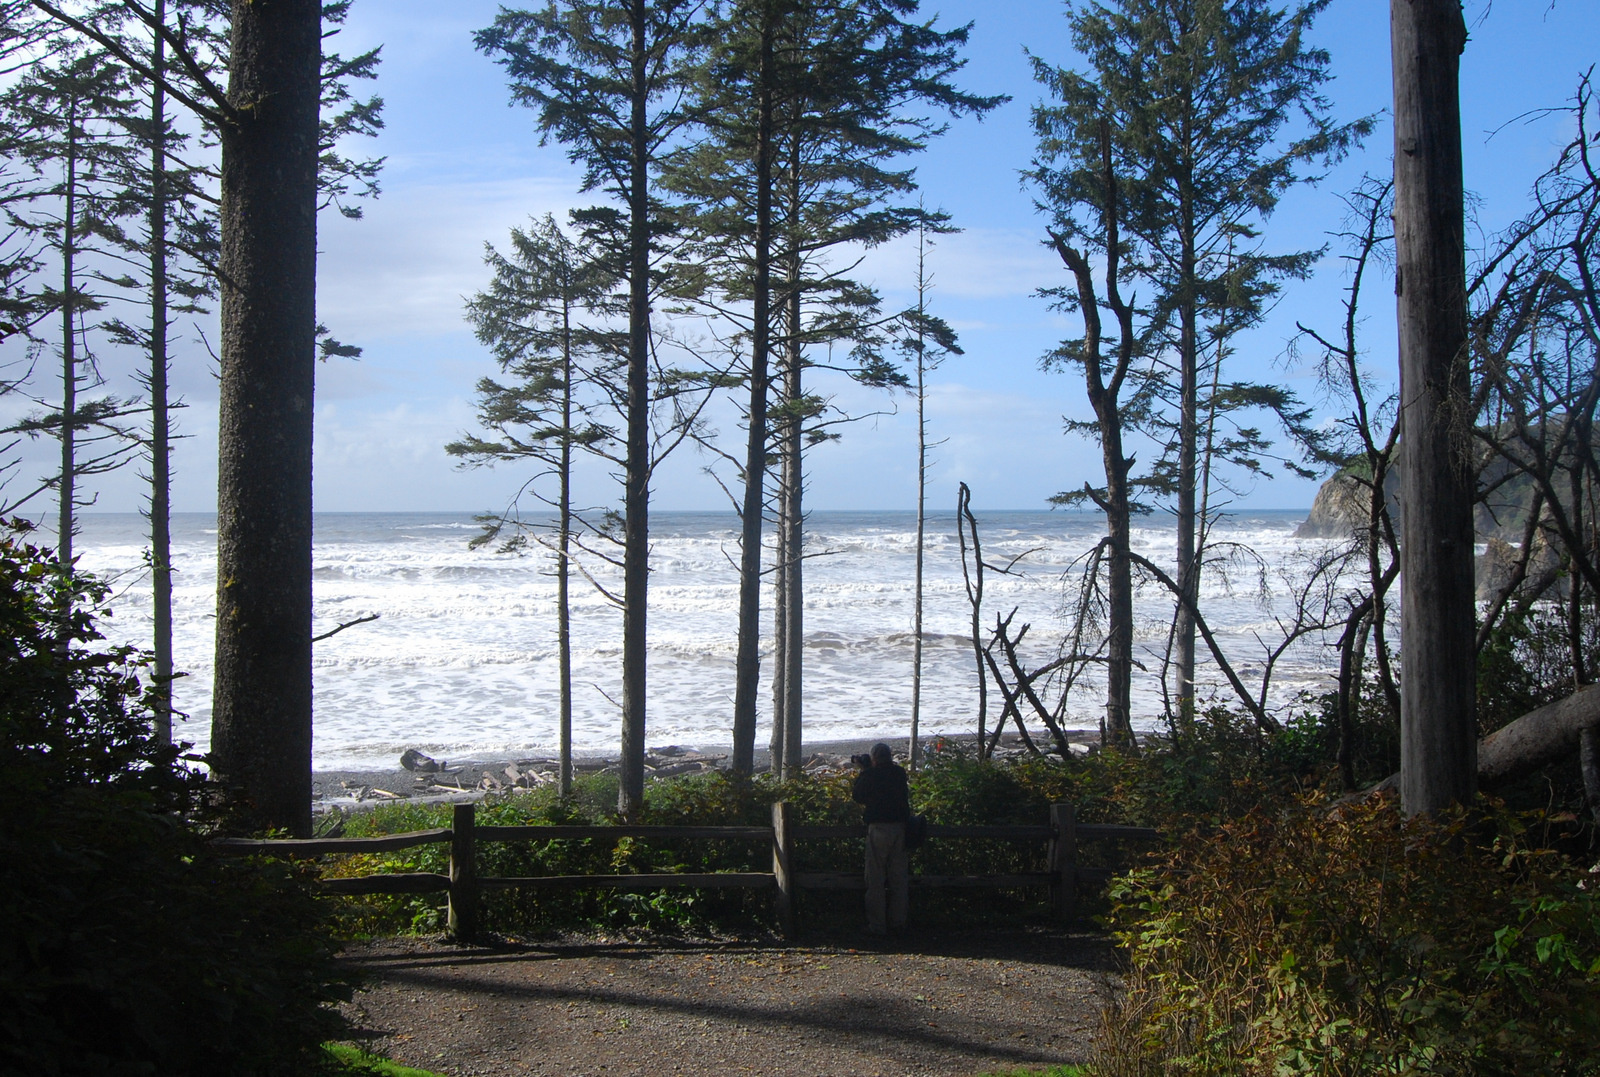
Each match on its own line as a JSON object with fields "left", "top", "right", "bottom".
{"left": 0, "top": 521, "right": 188, "bottom": 799}
{"left": 0, "top": 523, "right": 352, "bottom": 1076}
{"left": 326, "top": 737, "right": 1218, "bottom": 938}
{"left": 1090, "top": 794, "right": 1600, "bottom": 1076}
{"left": 326, "top": 770, "right": 857, "bottom": 937}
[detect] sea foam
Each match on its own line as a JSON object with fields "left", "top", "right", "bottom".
{"left": 70, "top": 508, "right": 1341, "bottom": 769}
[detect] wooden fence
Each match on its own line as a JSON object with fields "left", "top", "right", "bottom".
{"left": 214, "top": 801, "right": 1159, "bottom": 942}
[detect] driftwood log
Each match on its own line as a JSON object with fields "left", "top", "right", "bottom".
{"left": 1366, "top": 683, "right": 1600, "bottom": 797}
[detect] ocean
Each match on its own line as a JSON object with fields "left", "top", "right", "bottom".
{"left": 70, "top": 508, "right": 1340, "bottom": 770}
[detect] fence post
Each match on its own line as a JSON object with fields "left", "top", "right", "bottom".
{"left": 448, "top": 802, "right": 479, "bottom": 943}
{"left": 1049, "top": 801, "right": 1077, "bottom": 920}
{"left": 772, "top": 800, "right": 795, "bottom": 940}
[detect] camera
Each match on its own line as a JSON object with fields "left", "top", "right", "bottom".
{"left": 851, "top": 752, "right": 873, "bottom": 768}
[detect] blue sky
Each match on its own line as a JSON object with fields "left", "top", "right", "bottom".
{"left": 49, "top": 0, "right": 1600, "bottom": 516}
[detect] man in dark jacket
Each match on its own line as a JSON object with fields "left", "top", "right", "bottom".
{"left": 852, "top": 742, "right": 909, "bottom": 935}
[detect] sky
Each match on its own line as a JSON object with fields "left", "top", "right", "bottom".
{"left": 13, "top": 0, "right": 1600, "bottom": 516}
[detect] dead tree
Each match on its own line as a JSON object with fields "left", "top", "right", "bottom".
{"left": 1390, "top": 0, "right": 1476, "bottom": 815}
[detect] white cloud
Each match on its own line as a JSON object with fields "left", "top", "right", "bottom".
{"left": 859, "top": 226, "right": 1061, "bottom": 302}
{"left": 317, "top": 176, "right": 583, "bottom": 339}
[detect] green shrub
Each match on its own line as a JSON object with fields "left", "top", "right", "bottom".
{"left": 0, "top": 522, "right": 352, "bottom": 1076}
{"left": 1090, "top": 794, "right": 1600, "bottom": 1076}
{"left": 325, "top": 742, "right": 1202, "bottom": 938}
{"left": 325, "top": 770, "right": 864, "bottom": 937}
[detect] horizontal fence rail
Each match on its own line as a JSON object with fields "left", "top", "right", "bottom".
{"left": 213, "top": 802, "right": 1159, "bottom": 941}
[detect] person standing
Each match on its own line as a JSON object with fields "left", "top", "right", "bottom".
{"left": 852, "top": 742, "right": 910, "bottom": 936}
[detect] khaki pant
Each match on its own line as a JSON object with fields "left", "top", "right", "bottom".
{"left": 864, "top": 822, "right": 908, "bottom": 932}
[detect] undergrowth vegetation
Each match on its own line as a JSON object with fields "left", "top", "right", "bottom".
{"left": 1091, "top": 796, "right": 1600, "bottom": 1076}
{"left": 0, "top": 524, "right": 354, "bottom": 1076}
{"left": 322, "top": 682, "right": 1600, "bottom": 1075}
{"left": 319, "top": 709, "right": 1357, "bottom": 940}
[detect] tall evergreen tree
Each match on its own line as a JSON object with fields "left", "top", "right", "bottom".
{"left": 5, "top": 47, "right": 140, "bottom": 569}
{"left": 30, "top": 0, "right": 383, "bottom": 833}
{"left": 102, "top": 0, "right": 224, "bottom": 744}
{"left": 666, "top": 0, "right": 996, "bottom": 777}
{"left": 207, "top": 0, "right": 324, "bottom": 836}
{"left": 449, "top": 214, "right": 626, "bottom": 798}
{"left": 476, "top": 0, "right": 706, "bottom": 816}
{"left": 1028, "top": 111, "right": 1158, "bottom": 748}
{"left": 662, "top": 0, "right": 786, "bottom": 779}
{"left": 1036, "top": 0, "right": 1366, "bottom": 720}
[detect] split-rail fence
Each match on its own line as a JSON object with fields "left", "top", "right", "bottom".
{"left": 214, "top": 801, "right": 1158, "bottom": 942}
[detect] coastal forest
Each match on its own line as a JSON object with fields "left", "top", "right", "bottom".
{"left": 4, "top": 0, "right": 1600, "bottom": 1074}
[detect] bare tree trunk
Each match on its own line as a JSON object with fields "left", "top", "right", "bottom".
{"left": 1364, "top": 683, "right": 1600, "bottom": 796}
{"left": 1391, "top": 0, "right": 1475, "bottom": 815}
{"left": 731, "top": 15, "right": 775, "bottom": 777}
{"left": 957, "top": 482, "right": 986, "bottom": 754}
{"left": 617, "top": 0, "right": 652, "bottom": 817}
{"left": 211, "top": 0, "right": 321, "bottom": 837}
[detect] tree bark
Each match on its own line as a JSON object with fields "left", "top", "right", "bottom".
{"left": 731, "top": 13, "right": 775, "bottom": 777}
{"left": 58, "top": 90, "right": 77, "bottom": 570}
{"left": 210, "top": 0, "right": 321, "bottom": 837}
{"left": 910, "top": 233, "right": 927, "bottom": 770}
{"left": 558, "top": 267, "right": 574, "bottom": 798}
{"left": 1053, "top": 121, "right": 1136, "bottom": 749}
{"left": 617, "top": 0, "right": 652, "bottom": 817}
{"left": 1364, "top": 682, "right": 1600, "bottom": 795}
{"left": 1581, "top": 725, "right": 1600, "bottom": 825}
{"left": 779, "top": 243, "right": 803, "bottom": 778}
{"left": 1479, "top": 684, "right": 1600, "bottom": 788}
{"left": 1391, "top": 0, "right": 1475, "bottom": 815}
{"left": 149, "top": 0, "right": 174, "bottom": 745}
{"left": 1173, "top": 258, "right": 1198, "bottom": 723}
{"left": 769, "top": 500, "right": 787, "bottom": 775}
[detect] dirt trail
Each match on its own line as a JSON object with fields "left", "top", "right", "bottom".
{"left": 338, "top": 928, "right": 1116, "bottom": 1076}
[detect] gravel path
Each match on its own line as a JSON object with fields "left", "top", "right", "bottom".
{"left": 338, "top": 928, "right": 1116, "bottom": 1076}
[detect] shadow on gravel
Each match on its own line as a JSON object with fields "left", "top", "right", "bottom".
{"left": 354, "top": 962, "right": 1073, "bottom": 1067}
{"left": 342, "top": 924, "right": 1115, "bottom": 972}
{"left": 338, "top": 925, "right": 1114, "bottom": 1074}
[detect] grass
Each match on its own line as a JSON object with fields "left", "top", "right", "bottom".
{"left": 973, "top": 1067, "right": 1087, "bottom": 1077}
{"left": 323, "top": 1043, "right": 449, "bottom": 1077}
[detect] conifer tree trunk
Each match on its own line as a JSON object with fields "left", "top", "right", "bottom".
{"left": 1173, "top": 236, "right": 1198, "bottom": 723}
{"left": 769, "top": 509, "right": 787, "bottom": 773}
{"left": 210, "top": 0, "right": 321, "bottom": 837}
{"left": 779, "top": 271, "right": 803, "bottom": 777}
{"left": 149, "top": 0, "right": 174, "bottom": 745}
{"left": 911, "top": 325, "right": 926, "bottom": 769}
{"left": 617, "top": 0, "right": 652, "bottom": 817}
{"left": 1391, "top": 0, "right": 1475, "bottom": 814}
{"left": 557, "top": 274, "right": 574, "bottom": 798}
{"left": 58, "top": 95, "right": 77, "bottom": 570}
{"left": 732, "top": 12, "right": 775, "bottom": 777}
{"left": 1050, "top": 120, "right": 1137, "bottom": 750}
